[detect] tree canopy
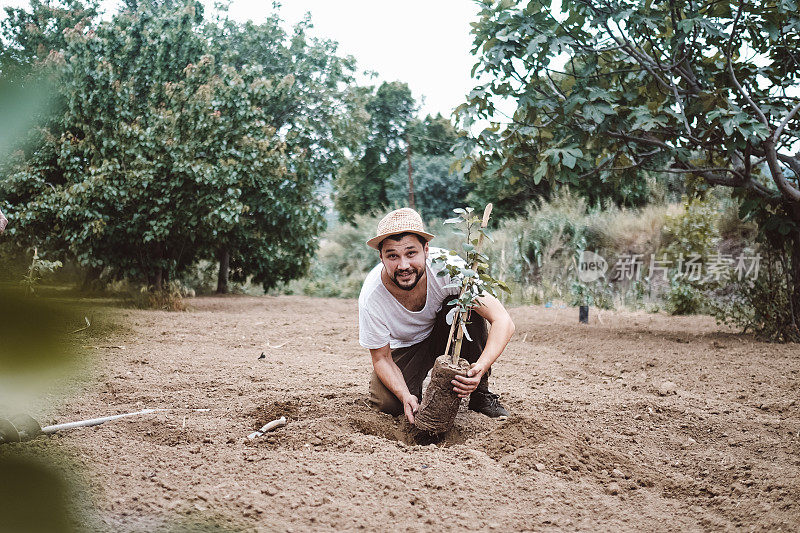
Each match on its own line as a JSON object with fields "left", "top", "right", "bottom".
{"left": 458, "top": 0, "right": 800, "bottom": 331}
{"left": 334, "top": 81, "right": 417, "bottom": 223}
{"left": 1, "top": 0, "right": 362, "bottom": 292}
{"left": 385, "top": 114, "right": 472, "bottom": 220}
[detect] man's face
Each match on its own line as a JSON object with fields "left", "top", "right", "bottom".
{"left": 380, "top": 235, "right": 428, "bottom": 291}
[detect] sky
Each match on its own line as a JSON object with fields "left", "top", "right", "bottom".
{"left": 0, "top": 0, "right": 484, "bottom": 120}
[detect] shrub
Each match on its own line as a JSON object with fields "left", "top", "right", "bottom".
{"left": 665, "top": 275, "right": 705, "bottom": 315}
{"left": 129, "top": 282, "right": 187, "bottom": 311}
{"left": 706, "top": 241, "right": 799, "bottom": 342}
{"left": 490, "top": 189, "right": 589, "bottom": 284}
{"left": 660, "top": 195, "right": 720, "bottom": 315}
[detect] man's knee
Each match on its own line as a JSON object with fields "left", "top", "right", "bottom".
{"left": 368, "top": 371, "right": 403, "bottom": 416}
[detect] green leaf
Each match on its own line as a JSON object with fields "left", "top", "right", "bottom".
{"left": 562, "top": 151, "right": 577, "bottom": 169}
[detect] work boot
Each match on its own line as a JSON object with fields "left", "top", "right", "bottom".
{"left": 468, "top": 390, "right": 510, "bottom": 418}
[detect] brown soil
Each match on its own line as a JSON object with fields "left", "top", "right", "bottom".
{"left": 4, "top": 295, "right": 800, "bottom": 532}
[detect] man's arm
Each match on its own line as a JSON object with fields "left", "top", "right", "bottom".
{"left": 452, "top": 293, "right": 515, "bottom": 398}
{"left": 370, "top": 344, "right": 419, "bottom": 424}
{"left": 0, "top": 209, "right": 7, "bottom": 234}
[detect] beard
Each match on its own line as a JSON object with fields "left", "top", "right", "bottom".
{"left": 391, "top": 266, "right": 423, "bottom": 291}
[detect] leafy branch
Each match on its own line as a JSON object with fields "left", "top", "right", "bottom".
{"left": 21, "top": 247, "right": 62, "bottom": 295}
{"left": 431, "top": 205, "right": 510, "bottom": 365}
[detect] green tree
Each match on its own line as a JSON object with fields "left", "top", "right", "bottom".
{"left": 0, "top": 0, "right": 98, "bottom": 80}
{"left": 2, "top": 1, "right": 325, "bottom": 293}
{"left": 407, "top": 113, "right": 459, "bottom": 156}
{"left": 203, "top": 11, "right": 367, "bottom": 290}
{"left": 334, "top": 81, "right": 416, "bottom": 222}
{"left": 0, "top": 1, "right": 98, "bottom": 174}
{"left": 459, "top": 0, "right": 800, "bottom": 338}
{"left": 387, "top": 154, "right": 473, "bottom": 220}
{"left": 386, "top": 114, "right": 472, "bottom": 219}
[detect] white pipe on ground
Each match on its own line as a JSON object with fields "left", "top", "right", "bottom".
{"left": 41, "top": 408, "right": 167, "bottom": 434}
{"left": 247, "top": 416, "right": 287, "bottom": 440}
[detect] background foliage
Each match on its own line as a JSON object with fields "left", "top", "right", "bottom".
{"left": 455, "top": 0, "right": 800, "bottom": 339}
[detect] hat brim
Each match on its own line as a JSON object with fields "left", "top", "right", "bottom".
{"left": 367, "top": 230, "right": 435, "bottom": 250}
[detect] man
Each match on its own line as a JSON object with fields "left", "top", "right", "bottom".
{"left": 359, "top": 207, "right": 515, "bottom": 425}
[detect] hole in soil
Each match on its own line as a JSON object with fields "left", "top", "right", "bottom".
{"left": 249, "top": 400, "right": 301, "bottom": 429}
{"left": 248, "top": 396, "right": 468, "bottom": 448}
{"left": 348, "top": 414, "right": 466, "bottom": 447}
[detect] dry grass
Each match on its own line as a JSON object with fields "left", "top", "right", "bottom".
{"left": 587, "top": 204, "right": 667, "bottom": 258}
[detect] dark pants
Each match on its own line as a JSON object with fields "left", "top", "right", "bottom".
{"left": 369, "top": 304, "right": 490, "bottom": 416}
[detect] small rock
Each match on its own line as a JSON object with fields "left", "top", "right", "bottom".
{"left": 261, "top": 486, "right": 278, "bottom": 496}
{"left": 657, "top": 381, "right": 677, "bottom": 396}
{"left": 611, "top": 468, "right": 626, "bottom": 479}
{"left": 534, "top": 463, "right": 546, "bottom": 472}
{"left": 606, "top": 482, "right": 621, "bottom": 495}
{"left": 202, "top": 437, "right": 213, "bottom": 444}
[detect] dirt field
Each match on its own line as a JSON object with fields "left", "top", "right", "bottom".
{"left": 4, "top": 295, "right": 800, "bottom": 532}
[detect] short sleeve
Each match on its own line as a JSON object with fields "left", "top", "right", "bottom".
{"left": 359, "top": 302, "right": 390, "bottom": 349}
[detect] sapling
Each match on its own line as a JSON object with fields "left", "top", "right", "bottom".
{"left": 413, "top": 204, "right": 510, "bottom": 433}
{"left": 21, "top": 247, "right": 62, "bottom": 295}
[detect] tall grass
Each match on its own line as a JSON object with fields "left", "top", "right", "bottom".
{"left": 288, "top": 189, "right": 671, "bottom": 307}
{"left": 278, "top": 213, "right": 383, "bottom": 298}
{"left": 282, "top": 187, "right": 769, "bottom": 324}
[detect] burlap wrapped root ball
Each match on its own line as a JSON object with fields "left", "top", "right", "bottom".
{"left": 414, "top": 355, "right": 470, "bottom": 433}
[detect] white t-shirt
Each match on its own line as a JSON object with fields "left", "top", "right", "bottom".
{"left": 359, "top": 247, "right": 461, "bottom": 350}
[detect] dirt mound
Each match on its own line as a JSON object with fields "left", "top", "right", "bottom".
{"left": 247, "top": 394, "right": 469, "bottom": 448}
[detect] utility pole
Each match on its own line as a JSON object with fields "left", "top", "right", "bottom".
{"left": 406, "top": 133, "right": 415, "bottom": 210}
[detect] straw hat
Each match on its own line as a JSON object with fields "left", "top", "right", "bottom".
{"left": 366, "top": 208, "right": 435, "bottom": 250}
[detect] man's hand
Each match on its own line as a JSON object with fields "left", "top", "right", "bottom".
{"left": 402, "top": 394, "right": 419, "bottom": 425}
{"left": 452, "top": 363, "right": 487, "bottom": 399}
